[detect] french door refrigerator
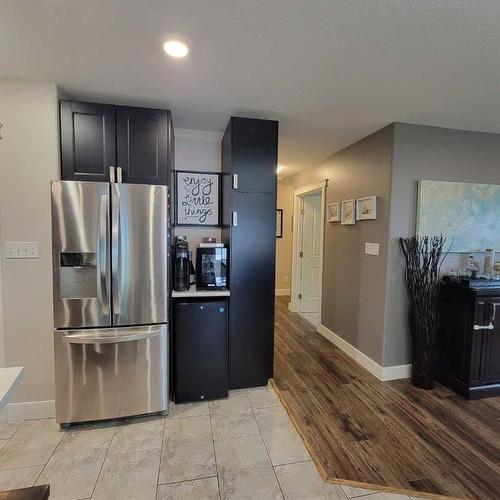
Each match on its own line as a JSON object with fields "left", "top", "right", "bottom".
{"left": 51, "top": 180, "right": 168, "bottom": 425}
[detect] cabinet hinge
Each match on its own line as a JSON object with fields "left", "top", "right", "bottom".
{"left": 299, "top": 251, "right": 303, "bottom": 258}
{"left": 298, "top": 293, "right": 302, "bottom": 299}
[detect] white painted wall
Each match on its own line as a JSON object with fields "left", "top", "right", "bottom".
{"left": 0, "top": 259, "right": 4, "bottom": 369}
{"left": 275, "top": 179, "right": 293, "bottom": 295}
{"left": 173, "top": 128, "right": 223, "bottom": 262}
{"left": 0, "top": 80, "right": 59, "bottom": 408}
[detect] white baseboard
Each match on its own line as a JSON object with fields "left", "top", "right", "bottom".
{"left": 298, "top": 311, "right": 319, "bottom": 328}
{"left": 7, "top": 400, "right": 55, "bottom": 423}
{"left": 317, "top": 324, "right": 411, "bottom": 381}
{"left": 275, "top": 289, "right": 291, "bottom": 296}
{"left": 381, "top": 363, "right": 412, "bottom": 380}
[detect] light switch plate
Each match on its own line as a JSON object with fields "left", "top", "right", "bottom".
{"left": 365, "top": 242, "right": 380, "bottom": 256}
{"left": 5, "top": 241, "right": 39, "bottom": 259}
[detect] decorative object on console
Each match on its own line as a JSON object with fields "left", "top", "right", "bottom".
{"left": 327, "top": 202, "right": 340, "bottom": 222}
{"left": 340, "top": 199, "right": 356, "bottom": 225}
{"left": 276, "top": 209, "right": 283, "bottom": 238}
{"left": 175, "top": 170, "right": 220, "bottom": 226}
{"left": 484, "top": 248, "right": 495, "bottom": 275}
{"left": 416, "top": 180, "right": 500, "bottom": 252}
{"left": 400, "top": 235, "right": 447, "bottom": 389}
{"left": 356, "top": 196, "right": 377, "bottom": 220}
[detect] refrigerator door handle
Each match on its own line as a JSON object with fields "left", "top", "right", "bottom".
{"left": 116, "top": 166, "right": 123, "bottom": 183}
{"left": 111, "top": 185, "right": 121, "bottom": 317}
{"left": 62, "top": 329, "right": 161, "bottom": 345}
{"left": 97, "top": 194, "right": 110, "bottom": 315}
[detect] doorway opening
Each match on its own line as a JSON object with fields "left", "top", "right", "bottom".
{"left": 290, "top": 181, "right": 326, "bottom": 328}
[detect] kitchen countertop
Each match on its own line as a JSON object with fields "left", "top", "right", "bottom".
{"left": 0, "top": 366, "right": 24, "bottom": 413}
{"left": 172, "top": 285, "right": 230, "bottom": 298}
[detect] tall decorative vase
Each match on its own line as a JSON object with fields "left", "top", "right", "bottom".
{"left": 399, "top": 236, "right": 446, "bottom": 390}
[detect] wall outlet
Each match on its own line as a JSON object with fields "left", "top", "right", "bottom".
{"left": 365, "top": 242, "right": 380, "bottom": 256}
{"left": 5, "top": 241, "right": 39, "bottom": 259}
{"left": 283, "top": 275, "right": 289, "bottom": 285}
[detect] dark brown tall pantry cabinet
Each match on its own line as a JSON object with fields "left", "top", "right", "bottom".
{"left": 221, "top": 117, "right": 278, "bottom": 389}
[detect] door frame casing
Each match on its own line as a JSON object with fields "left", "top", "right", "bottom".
{"left": 290, "top": 180, "right": 327, "bottom": 327}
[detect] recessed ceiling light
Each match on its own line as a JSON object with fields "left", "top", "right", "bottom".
{"left": 163, "top": 40, "right": 189, "bottom": 58}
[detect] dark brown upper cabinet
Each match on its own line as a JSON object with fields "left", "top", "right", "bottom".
{"left": 60, "top": 101, "right": 116, "bottom": 182}
{"left": 116, "top": 106, "right": 168, "bottom": 185}
{"left": 224, "top": 117, "right": 278, "bottom": 194}
{"left": 60, "top": 100, "right": 171, "bottom": 185}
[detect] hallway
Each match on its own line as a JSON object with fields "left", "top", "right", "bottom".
{"left": 273, "top": 296, "right": 500, "bottom": 500}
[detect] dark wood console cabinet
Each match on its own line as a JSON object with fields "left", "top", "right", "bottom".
{"left": 438, "top": 282, "right": 500, "bottom": 399}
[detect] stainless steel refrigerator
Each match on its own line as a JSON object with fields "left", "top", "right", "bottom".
{"left": 51, "top": 180, "right": 168, "bottom": 425}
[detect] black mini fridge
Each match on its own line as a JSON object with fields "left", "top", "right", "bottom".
{"left": 173, "top": 300, "right": 229, "bottom": 403}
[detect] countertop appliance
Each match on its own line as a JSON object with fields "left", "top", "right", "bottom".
{"left": 51, "top": 180, "right": 168, "bottom": 425}
{"left": 196, "top": 246, "right": 228, "bottom": 290}
{"left": 173, "top": 236, "right": 190, "bottom": 292}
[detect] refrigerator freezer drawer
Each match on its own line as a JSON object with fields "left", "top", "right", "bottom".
{"left": 54, "top": 325, "right": 168, "bottom": 424}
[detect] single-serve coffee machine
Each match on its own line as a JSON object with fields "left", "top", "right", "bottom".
{"left": 174, "top": 236, "right": 190, "bottom": 292}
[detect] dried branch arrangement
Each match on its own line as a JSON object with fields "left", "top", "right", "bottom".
{"left": 400, "top": 235, "right": 447, "bottom": 389}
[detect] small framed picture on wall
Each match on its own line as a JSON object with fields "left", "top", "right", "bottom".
{"left": 276, "top": 209, "right": 283, "bottom": 238}
{"left": 356, "top": 196, "right": 377, "bottom": 220}
{"left": 175, "top": 170, "right": 220, "bottom": 226}
{"left": 341, "top": 199, "right": 356, "bottom": 225}
{"left": 327, "top": 202, "right": 340, "bottom": 222}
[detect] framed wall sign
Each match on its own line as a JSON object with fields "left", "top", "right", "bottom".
{"left": 175, "top": 170, "right": 220, "bottom": 226}
{"left": 276, "top": 209, "right": 283, "bottom": 238}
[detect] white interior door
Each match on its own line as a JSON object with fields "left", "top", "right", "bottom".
{"left": 299, "top": 193, "right": 321, "bottom": 314}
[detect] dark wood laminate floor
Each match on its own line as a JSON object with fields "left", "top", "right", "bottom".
{"left": 272, "top": 296, "right": 500, "bottom": 500}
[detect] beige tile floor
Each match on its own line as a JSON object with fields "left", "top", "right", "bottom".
{"left": 0, "top": 386, "right": 429, "bottom": 500}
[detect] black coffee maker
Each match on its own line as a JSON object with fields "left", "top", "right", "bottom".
{"left": 174, "top": 236, "right": 190, "bottom": 292}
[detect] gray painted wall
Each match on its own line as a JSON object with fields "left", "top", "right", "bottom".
{"left": 384, "top": 123, "right": 500, "bottom": 366}
{"left": 293, "top": 125, "right": 394, "bottom": 364}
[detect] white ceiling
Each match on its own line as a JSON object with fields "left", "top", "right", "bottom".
{"left": 1, "top": 0, "right": 500, "bottom": 177}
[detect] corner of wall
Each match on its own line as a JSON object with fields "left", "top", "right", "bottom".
{"left": 381, "top": 122, "right": 400, "bottom": 367}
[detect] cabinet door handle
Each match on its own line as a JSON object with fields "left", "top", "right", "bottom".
{"left": 232, "top": 211, "right": 238, "bottom": 227}
{"left": 109, "top": 166, "right": 116, "bottom": 183}
{"left": 488, "top": 302, "right": 498, "bottom": 323}
{"left": 116, "top": 166, "right": 123, "bottom": 183}
{"left": 474, "top": 324, "right": 494, "bottom": 331}
{"left": 233, "top": 174, "right": 238, "bottom": 190}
